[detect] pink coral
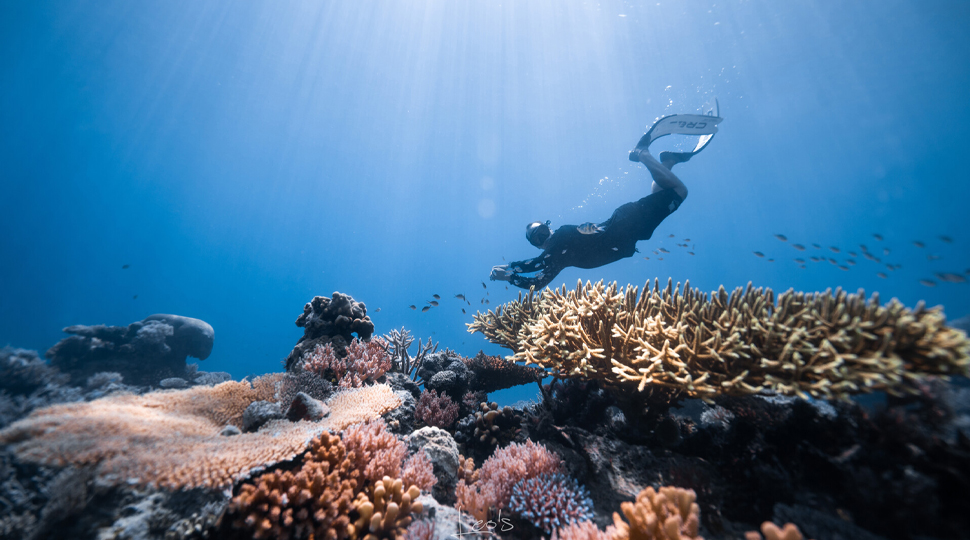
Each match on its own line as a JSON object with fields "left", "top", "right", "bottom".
{"left": 341, "top": 419, "right": 407, "bottom": 485}
{"left": 302, "top": 337, "right": 391, "bottom": 388}
{"left": 402, "top": 451, "right": 437, "bottom": 492}
{"left": 415, "top": 389, "right": 459, "bottom": 429}
{"left": 455, "top": 440, "right": 564, "bottom": 521}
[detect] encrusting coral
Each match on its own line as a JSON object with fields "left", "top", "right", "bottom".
{"left": 609, "top": 486, "right": 702, "bottom": 540}
{"left": 469, "top": 279, "right": 970, "bottom": 402}
{"left": 0, "top": 380, "right": 401, "bottom": 490}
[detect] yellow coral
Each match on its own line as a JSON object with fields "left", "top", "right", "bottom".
{"left": 469, "top": 280, "right": 970, "bottom": 401}
{"left": 0, "top": 381, "right": 402, "bottom": 489}
{"left": 610, "top": 486, "right": 702, "bottom": 540}
{"left": 352, "top": 476, "right": 423, "bottom": 540}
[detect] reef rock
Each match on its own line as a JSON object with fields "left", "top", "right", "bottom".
{"left": 45, "top": 314, "right": 214, "bottom": 386}
{"left": 284, "top": 292, "right": 375, "bottom": 371}
{"left": 407, "top": 427, "right": 460, "bottom": 505}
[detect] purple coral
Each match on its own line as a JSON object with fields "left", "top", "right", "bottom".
{"left": 508, "top": 473, "right": 594, "bottom": 534}
{"left": 415, "top": 389, "right": 459, "bottom": 429}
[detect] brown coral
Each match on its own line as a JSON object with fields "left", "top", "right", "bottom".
{"left": 469, "top": 279, "right": 970, "bottom": 402}
{"left": 553, "top": 521, "right": 611, "bottom": 540}
{"left": 609, "top": 486, "right": 702, "bottom": 540}
{"left": 415, "top": 389, "right": 459, "bottom": 430}
{"left": 352, "top": 476, "right": 423, "bottom": 540}
{"left": 0, "top": 381, "right": 401, "bottom": 490}
{"left": 228, "top": 432, "right": 359, "bottom": 540}
{"left": 342, "top": 419, "right": 407, "bottom": 486}
{"left": 744, "top": 522, "right": 811, "bottom": 540}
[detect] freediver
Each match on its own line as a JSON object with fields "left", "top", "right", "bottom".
{"left": 489, "top": 103, "right": 722, "bottom": 290}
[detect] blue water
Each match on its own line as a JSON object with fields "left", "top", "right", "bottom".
{"left": 2, "top": 1, "right": 969, "bottom": 406}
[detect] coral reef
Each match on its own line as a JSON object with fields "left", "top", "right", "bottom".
{"left": 454, "top": 401, "right": 526, "bottom": 463}
{"left": 462, "top": 351, "right": 545, "bottom": 394}
{"left": 415, "top": 390, "right": 460, "bottom": 430}
{"left": 382, "top": 328, "right": 437, "bottom": 384}
{"left": 302, "top": 338, "right": 392, "bottom": 388}
{"left": 285, "top": 292, "right": 375, "bottom": 371}
{"left": 0, "top": 380, "right": 400, "bottom": 489}
{"left": 46, "top": 314, "right": 214, "bottom": 386}
{"left": 470, "top": 280, "right": 970, "bottom": 402}
{"left": 416, "top": 350, "right": 469, "bottom": 399}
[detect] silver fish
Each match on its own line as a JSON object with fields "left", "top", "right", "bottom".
{"left": 936, "top": 273, "right": 967, "bottom": 283}
{"left": 577, "top": 222, "right": 604, "bottom": 235}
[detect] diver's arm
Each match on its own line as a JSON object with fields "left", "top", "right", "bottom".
{"left": 509, "top": 270, "right": 556, "bottom": 290}
{"left": 509, "top": 256, "right": 545, "bottom": 274}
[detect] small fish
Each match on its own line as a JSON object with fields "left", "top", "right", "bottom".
{"left": 812, "top": 243, "right": 821, "bottom": 249}
{"left": 430, "top": 301, "right": 439, "bottom": 306}
{"left": 810, "top": 256, "right": 821, "bottom": 262}
{"left": 132, "top": 294, "right": 138, "bottom": 299}
{"left": 433, "top": 294, "right": 440, "bottom": 300}
{"left": 792, "top": 244, "right": 806, "bottom": 251}
{"left": 753, "top": 251, "right": 765, "bottom": 258}
{"left": 462, "top": 308, "right": 466, "bottom": 314}
{"left": 659, "top": 247, "right": 670, "bottom": 253}
{"left": 859, "top": 244, "right": 868, "bottom": 252}
{"left": 798, "top": 265, "right": 806, "bottom": 269}
{"left": 643, "top": 257, "right": 650, "bottom": 260}
{"left": 658, "top": 257, "right": 664, "bottom": 261}
{"left": 669, "top": 234, "right": 675, "bottom": 238}
{"left": 849, "top": 251, "right": 858, "bottom": 257}
{"left": 505, "top": 286, "right": 508, "bottom": 290}
{"left": 684, "top": 238, "right": 691, "bottom": 242}
{"left": 482, "top": 282, "right": 487, "bottom": 289}
{"left": 928, "top": 254, "right": 942, "bottom": 261}
{"left": 767, "top": 258, "right": 775, "bottom": 262}
{"left": 774, "top": 234, "right": 788, "bottom": 241}
{"left": 829, "top": 246, "right": 840, "bottom": 253}
{"left": 838, "top": 265, "right": 849, "bottom": 271}
{"left": 577, "top": 222, "right": 604, "bottom": 235}
{"left": 828, "top": 258, "right": 837, "bottom": 264}
{"left": 688, "top": 252, "right": 695, "bottom": 256}
{"left": 873, "top": 234, "right": 883, "bottom": 241}
{"left": 421, "top": 306, "right": 431, "bottom": 312}
{"left": 455, "top": 294, "right": 466, "bottom": 301}
{"left": 795, "top": 258, "right": 805, "bottom": 264}
{"left": 939, "top": 235, "right": 953, "bottom": 243}
{"left": 485, "top": 299, "right": 490, "bottom": 304}
{"left": 409, "top": 305, "right": 417, "bottom": 310}
{"left": 481, "top": 299, "right": 484, "bottom": 304}
{"left": 863, "top": 253, "right": 879, "bottom": 262}
{"left": 919, "top": 279, "right": 937, "bottom": 287}
{"left": 375, "top": 308, "right": 381, "bottom": 313}
{"left": 122, "top": 264, "right": 130, "bottom": 269}
{"left": 653, "top": 250, "right": 659, "bottom": 255}
{"left": 966, "top": 268, "right": 970, "bottom": 275}
{"left": 913, "top": 241, "right": 925, "bottom": 248}
{"left": 886, "top": 264, "right": 895, "bottom": 271}
{"left": 877, "top": 273, "right": 888, "bottom": 279}
{"left": 936, "top": 272, "right": 967, "bottom": 283}
{"left": 847, "top": 260, "right": 856, "bottom": 265}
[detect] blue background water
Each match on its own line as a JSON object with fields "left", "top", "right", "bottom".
{"left": 2, "top": 1, "right": 968, "bottom": 405}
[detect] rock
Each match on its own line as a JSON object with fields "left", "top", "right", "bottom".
{"left": 407, "top": 427, "right": 460, "bottom": 505}
{"left": 410, "top": 494, "right": 479, "bottom": 540}
{"left": 1, "top": 347, "right": 68, "bottom": 395}
{"left": 605, "top": 406, "right": 628, "bottom": 433}
{"left": 285, "top": 392, "right": 330, "bottom": 422}
{"left": 46, "top": 314, "right": 214, "bottom": 386}
{"left": 242, "top": 401, "right": 283, "bottom": 432}
{"left": 220, "top": 425, "right": 242, "bottom": 436}
{"left": 383, "top": 389, "right": 417, "bottom": 436}
{"left": 385, "top": 371, "right": 421, "bottom": 400}
{"left": 86, "top": 372, "right": 123, "bottom": 388}
{"left": 159, "top": 377, "right": 189, "bottom": 389}
{"left": 193, "top": 371, "right": 232, "bottom": 386}
{"left": 284, "top": 292, "right": 375, "bottom": 371}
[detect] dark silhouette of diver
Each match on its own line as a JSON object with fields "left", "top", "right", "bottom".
{"left": 490, "top": 107, "right": 722, "bottom": 290}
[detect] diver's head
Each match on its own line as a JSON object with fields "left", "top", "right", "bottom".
{"left": 526, "top": 220, "right": 552, "bottom": 248}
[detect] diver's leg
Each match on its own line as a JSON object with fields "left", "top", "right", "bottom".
{"left": 640, "top": 151, "right": 688, "bottom": 200}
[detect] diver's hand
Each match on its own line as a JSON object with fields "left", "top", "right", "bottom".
{"left": 490, "top": 264, "right": 512, "bottom": 281}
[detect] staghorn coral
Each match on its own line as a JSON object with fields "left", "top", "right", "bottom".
{"left": 462, "top": 350, "right": 545, "bottom": 394}
{"left": 0, "top": 380, "right": 401, "bottom": 490}
{"left": 401, "top": 451, "right": 437, "bottom": 493}
{"left": 744, "top": 522, "right": 811, "bottom": 540}
{"left": 351, "top": 476, "right": 424, "bottom": 540}
{"left": 508, "top": 472, "right": 595, "bottom": 534}
{"left": 342, "top": 419, "right": 407, "bottom": 486}
{"left": 415, "top": 390, "right": 459, "bottom": 430}
{"left": 610, "top": 486, "right": 702, "bottom": 540}
{"left": 227, "top": 432, "right": 359, "bottom": 540}
{"left": 302, "top": 338, "right": 392, "bottom": 388}
{"left": 469, "top": 279, "right": 970, "bottom": 402}
{"left": 382, "top": 328, "right": 437, "bottom": 384}
{"left": 454, "top": 440, "right": 563, "bottom": 522}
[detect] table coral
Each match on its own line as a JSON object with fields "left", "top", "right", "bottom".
{"left": 469, "top": 279, "right": 970, "bottom": 402}
{"left": 0, "top": 380, "right": 401, "bottom": 490}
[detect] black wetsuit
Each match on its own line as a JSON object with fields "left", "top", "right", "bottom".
{"left": 507, "top": 188, "right": 684, "bottom": 289}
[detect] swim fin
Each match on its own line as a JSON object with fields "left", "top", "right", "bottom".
{"left": 629, "top": 98, "right": 722, "bottom": 162}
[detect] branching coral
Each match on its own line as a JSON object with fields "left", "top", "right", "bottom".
{"left": 351, "top": 476, "right": 423, "bottom": 540}
{"left": 462, "top": 351, "right": 545, "bottom": 394}
{"left": 227, "top": 432, "right": 359, "bottom": 540}
{"left": 401, "top": 451, "right": 437, "bottom": 493}
{"left": 382, "top": 328, "right": 437, "bottom": 384}
{"left": 302, "top": 338, "right": 392, "bottom": 388}
{"left": 0, "top": 380, "right": 401, "bottom": 490}
{"left": 610, "top": 486, "right": 702, "bottom": 540}
{"left": 342, "top": 419, "right": 407, "bottom": 486}
{"left": 415, "top": 389, "right": 459, "bottom": 430}
{"left": 553, "top": 521, "right": 611, "bottom": 540}
{"left": 469, "top": 279, "right": 970, "bottom": 402}
{"left": 455, "top": 440, "right": 563, "bottom": 522}
{"left": 508, "top": 472, "right": 595, "bottom": 534}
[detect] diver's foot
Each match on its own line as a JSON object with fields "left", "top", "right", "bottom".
{"left": 628, "top": 132, "right": 653, "bottom": 162}
{"left": 659, "top": 151, "right": 693, "bottom": 167}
